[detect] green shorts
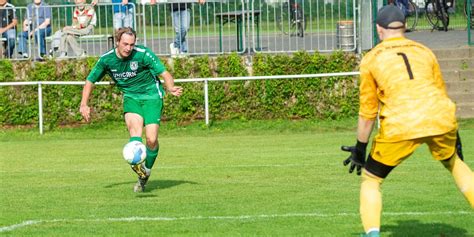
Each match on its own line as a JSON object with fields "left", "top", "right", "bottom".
{"left": 123, "top": 96, "right": 164, "bottom": 125}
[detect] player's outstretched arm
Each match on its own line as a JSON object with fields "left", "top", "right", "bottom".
{"left": 80, "top": 81, "right": 95, "bottom": 122}
{"left": 341, "top": 116, "right": 375, "bottom": 175}
{"left": 161, "top": 71, "right": 183, "bottom": 97}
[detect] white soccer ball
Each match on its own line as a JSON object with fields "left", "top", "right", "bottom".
{"left": 122, "top": 141, "right": 147, "bottom": 165}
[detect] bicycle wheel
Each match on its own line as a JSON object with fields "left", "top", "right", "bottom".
{"left": 405, "top": 0, "right": 418, "bottom": 31}
{"left": 276, "top": 3, "right": 294, "bottom": 35}
{"left": 425, "top": 0, "right": 440, "bottom": 28}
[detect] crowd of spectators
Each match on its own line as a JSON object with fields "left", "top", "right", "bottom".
{"left": 0, "top": 0, "right": 205, "bottom": 60}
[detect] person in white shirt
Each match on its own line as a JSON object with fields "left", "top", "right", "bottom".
{"left": 58, "top": 0, "right": 96, "bottom": 57}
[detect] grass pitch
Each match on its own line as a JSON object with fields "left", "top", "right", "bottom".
{"left": 1, "top": 119, "right": 473, "bottom": 236}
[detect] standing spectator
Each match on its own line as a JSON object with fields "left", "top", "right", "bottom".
{"left": 57, "top": 0, "right": 96, "bottom": 58}
{"left": 169, "top": 0, "right": 205, "bottom": 57}
{"left": 112, "top": 0, "right": 135, "bottom": 31}
{"left": 0, "top": 0, "right": 17, "bottom": 58}
{"left": 18, "top": 0, "right": 51, "bottom": 58}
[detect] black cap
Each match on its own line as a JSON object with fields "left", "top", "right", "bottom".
{"left": 376, "top": 5, "right": 406, "bottom": 29}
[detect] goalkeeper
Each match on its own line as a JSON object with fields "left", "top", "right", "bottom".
{"left": 80, "top": 27, "right": 183, "bottom": 193}
{"left": 341, "top": 5, "right": 474, "bottom": 237}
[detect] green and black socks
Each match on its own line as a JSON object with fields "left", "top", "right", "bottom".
{"left": 145, "top": 146, "right": 159, "bottom": 170}
{"left": 128, "top": 136, "right": 159, "bottom": 170}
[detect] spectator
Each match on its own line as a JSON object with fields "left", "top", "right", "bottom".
{"left": 169, "top": 0, "right": 205, "bottom": 57}
{"left": 57, "top": 0, "right": 96, "bottom": 58}
{"left": 0, "top": 0, "right": 17, "bottom": 58}
{"left": 111, "top": 0, "right": 135, "bottom": 31}
{"left": 18, "top": 0, "right": 51, "bottom": 58}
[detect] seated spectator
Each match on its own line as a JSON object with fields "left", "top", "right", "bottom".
{"left": 0, "top": 0, "right": 17, "bottom": 58}
{"left": 17, "top": 0, "right": 51, "bottom": 58}
{"left": 57, "top": 0, "right": 96, "bottom": 58}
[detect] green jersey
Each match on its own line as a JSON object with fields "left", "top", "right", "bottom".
{"left": 87, "top": 45, "right": 166, "bottom": 99}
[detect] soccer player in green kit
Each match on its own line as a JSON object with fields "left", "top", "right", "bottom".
{"left": 79, "top": 27, "right": 183, "bottom": 192}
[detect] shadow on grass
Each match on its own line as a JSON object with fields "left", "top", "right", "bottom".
{"left": 383, "top": 220, "right": 470, "bottom": 237}
{"left": 105, "top": 179, "right": 197, "bottom": 192}
{"left": 146, "top": 180, "right": 198, "bottom": 192}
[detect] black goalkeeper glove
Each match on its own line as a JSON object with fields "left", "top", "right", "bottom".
{"left": 341, "top": 140, "right": 368, "bottom": 176}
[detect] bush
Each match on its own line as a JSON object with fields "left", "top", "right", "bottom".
{"left": 0, "top": 51, "right": 359, "bottom": 128}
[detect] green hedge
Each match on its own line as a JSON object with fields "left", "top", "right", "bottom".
{"left": 0, "top": 51, "right": 359, "bottom": 128}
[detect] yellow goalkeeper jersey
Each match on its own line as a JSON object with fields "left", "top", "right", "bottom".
{"left": 359, "top": 37, "right": 457, "bottom": 141}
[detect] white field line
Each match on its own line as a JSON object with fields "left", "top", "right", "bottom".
{"left": 1, "top": 211, "right": 472, "bottom": 233}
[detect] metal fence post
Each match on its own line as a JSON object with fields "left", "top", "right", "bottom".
{"left": 141, "top": 3, "right": 147, "bottom": 47}
{"left": 204, "top": 79, "right": 209, "bottom": 126}
{"left": 469, "top": 0, "right": 473, "bottom": 45}
{"left": 372, "top": 0, "right": 380, "bottom": 46}
{"left": 360, "top": 0, "right": 374, "bottom": 51}
{"left": 38, "top": 83, "right": 43, "bottom": 135}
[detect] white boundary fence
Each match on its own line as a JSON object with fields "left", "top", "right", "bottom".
{"left": 0, "top": 71, "right": 359, "bottom": 134}
{"left": 2, "top": 0, "right": 360, "bottom": 60}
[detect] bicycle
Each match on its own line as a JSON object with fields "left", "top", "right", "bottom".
{"left": 276, "top": 0, "right": 306, "bottom": 37}
{"left": 388, "top": 0, "right": 419, "bottom": 32}
{"left": 425, "top": 0, "right": 452, "bottom": 31}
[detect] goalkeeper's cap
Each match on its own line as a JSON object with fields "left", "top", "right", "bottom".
{"left": 376, "top": 5, "right": 406, "bottom": 29}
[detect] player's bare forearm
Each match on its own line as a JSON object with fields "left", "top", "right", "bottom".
{"left": 161, "top": 71, "right": 183, "bottom": 96}
{"left": 357, "top": 116, "right": 375, "bottom": 143}
{"left": 161, "top": 71, "right": 174, "bottom": 89}
{"left": 80, "top": 81, "right": 94, "bottom": 106}
{"left": 80, "top": 81, "right": 94, "bottom": 122}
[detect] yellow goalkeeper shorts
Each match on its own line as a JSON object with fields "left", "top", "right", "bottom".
{"left": 370, "top": 129, "right": 457, "bottom": 167}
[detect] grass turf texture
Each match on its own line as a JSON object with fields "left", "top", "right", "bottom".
{"left": 1, "top": 118, "right": 473, "bottom": 236}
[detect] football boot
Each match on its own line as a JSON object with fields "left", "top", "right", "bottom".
{"left": 132, "top": 163, "right": 150, "bottom": 192}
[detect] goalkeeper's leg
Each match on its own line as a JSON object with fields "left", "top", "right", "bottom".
{"left": 441, "top": 155, "right": 474, "bottom": 208}
{"left": 360, "top": 170, "right": 384, "bottom": 236}
{"left": 360, "top": 140, "right": 413, "bottom": 235}
{"left": 430, "top": 130, "right": 473, "bottom": 208}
